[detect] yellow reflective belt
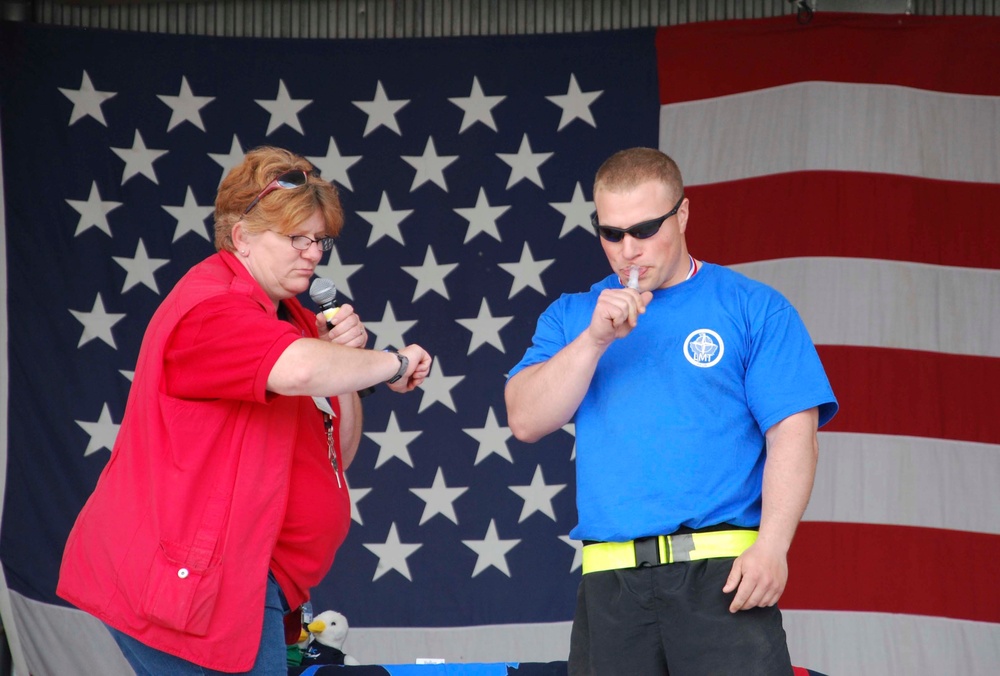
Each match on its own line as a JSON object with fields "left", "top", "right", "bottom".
{"left": 581, "top": 530, "right": 758, "bottom": 575}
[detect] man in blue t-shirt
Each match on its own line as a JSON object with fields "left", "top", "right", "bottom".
{"left": 505, "top": 147, "right": 838, "bottom": 676}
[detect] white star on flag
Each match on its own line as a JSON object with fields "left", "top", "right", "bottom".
{"left": 456, "top": 298, "right": 513, "bottom": 354}
{"left": 255, "top": 79, "right": 312, "bottom": 135}
{"left": 364, "top": 523, "right": 423, "bottom": 582}
{"left": 111, "top": 129, "right": 168, "bottom": 185}
{"left": 74, "top": 403, "right": 120, "bottom": 457}
{"left": 366, "top": 301, "right": 417, "bottom": 351}
{"left": 70, "top": 294, "right": 126, "bottom": 349}
{"left": 365, "top": 412, "right": 422, "bottom": 469}
{"left": 402, "top": 247, "right": 458, "bottom": 302}
{"left": 463, "top": 407, "right": 514, "bottom": 465}
{"left": 454, "top": 188, "right": 509, "bottom": 243}
{"left": 307, "top": 137, "right": 363, "bottom": 192}
{"left": 509, "top": 465, "right": 566, "bottom": 522}
{"left": 59, "top": 70, "right": 116, "bottom": 126}
{"left": 357, "top": 191, "right": 413, "bottom": 247}
{"left": 499, "top": 242, "right": 555, "bottom": 298}
{"left": 157, "top": 76, "right": 215, "bottom": 132}
{"left": 496, "top": 133, "right": 553, "bottom": 189}
{"left": 162, "top": 187, "right": 215, "bottom": 243}
{"left": 546, "top": 73, "right": 603, "bottom": 130}
{"left": 417, "top": 358, "right": 463, "bottom": 414}
{"left": 67, "top": 182, "right": 122, "bottom": 237}
{"left": 449, "top": 76, "right": 506, "bottom": 133}
{"left": 463, "top": 519, "right": 520, "bottom": 578}
{"left": 410, "top": 467, "right": 469, "bottom": 526}
{"left": 353, "top": 80, "right": 410, "bottom": 136}
{"left": 552, "top": 182, "right": 597, "bottom": 238}
{"left": 403, "top": 137, "right": 459, "bottom": 192}
{"left": 113, "top": 239, "right": 170, "bottom": 294}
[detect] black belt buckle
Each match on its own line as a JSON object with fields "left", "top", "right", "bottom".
{"left": 633, "top": 536, "right": 660, "bottom": 568}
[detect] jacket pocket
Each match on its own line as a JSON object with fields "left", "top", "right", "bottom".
{"left": 139, "top": 540, "right": 223, "bottom": 636}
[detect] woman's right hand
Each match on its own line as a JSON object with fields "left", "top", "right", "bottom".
{"left": 316, "top": 304, "right": 369, "bottom": 349}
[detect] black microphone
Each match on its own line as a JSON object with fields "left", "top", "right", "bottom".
{"left": 310, "top": 277, "right": 375, "bottom": 398}
{"left": 309, "top": 277, "right": 339, "bottom": 329}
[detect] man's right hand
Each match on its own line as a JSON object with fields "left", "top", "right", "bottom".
{"left": 588, "top": 287, "right": 653, "bottom": 345}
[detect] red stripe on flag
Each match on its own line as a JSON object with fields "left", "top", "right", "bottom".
{"left": 685, "top": 171, "right": 1000, "bottom": 268}
{"left": 819, "top": 346, "right": 1000, "bottom": 446}
{"left": 656, "top": 14, "right": 1000, "bottom": 104}
{"left": 785, "top": 521, "right": 1000, "bottom": 623}
{"left": 685, "top": 173, "right": 1000, "bottom": 269}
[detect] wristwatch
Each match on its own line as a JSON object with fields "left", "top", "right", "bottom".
{"left": 384, "top": 348, "right": 409, "bottom": 384}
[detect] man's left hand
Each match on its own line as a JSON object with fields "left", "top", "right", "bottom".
{"left": 722, "top": 542, "right": 788, "bottom": 613}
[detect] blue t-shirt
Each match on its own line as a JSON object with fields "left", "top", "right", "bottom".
{"left": 508, "top": 262, "right": 838, "bottom": 541}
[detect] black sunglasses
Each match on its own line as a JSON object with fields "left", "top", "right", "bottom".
{"left": 591, "top": 193, "right": 685, "bottom": 243}
{"left": 242, "top": 170, "right": 308, "bottom": 216}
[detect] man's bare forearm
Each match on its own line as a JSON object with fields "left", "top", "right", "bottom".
{"left": 505, "top": 333, "right": 607, "bottom": 443}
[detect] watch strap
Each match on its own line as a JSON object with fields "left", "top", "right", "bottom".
{"left": 384, "top": 348, "right": 408, "bottom": 384}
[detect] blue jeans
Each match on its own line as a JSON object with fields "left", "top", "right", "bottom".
{"left": 108, "top": 574, "right": 288, "bottom": 675}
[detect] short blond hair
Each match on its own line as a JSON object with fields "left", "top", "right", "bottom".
{"left": 213, "top": 146, "right": 344, "bottom": 252}
{"left": 594, "top": 147, "right": 684, "bottom": 201}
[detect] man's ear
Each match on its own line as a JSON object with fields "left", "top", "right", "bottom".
{"left": 677, "top": 197, "right": 690, "bottom": 234}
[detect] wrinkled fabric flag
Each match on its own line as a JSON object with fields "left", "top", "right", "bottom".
{"left": 1, "top": 13, "right": 998, "bottom": 676}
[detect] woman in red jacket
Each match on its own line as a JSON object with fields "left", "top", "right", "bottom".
{"left": 57, "top": 146, "right": 432, "bottom": 674}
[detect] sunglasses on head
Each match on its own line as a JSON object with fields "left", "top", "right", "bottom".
{"left": 591, "top": 193, "right": 685, "bottom": 243}
{"left": 242, "top": 169, "right": 308, "bottom": 216}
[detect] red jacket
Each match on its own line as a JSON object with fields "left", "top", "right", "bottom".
{"left": 57, "top": 252, "right": 347, "bottom": 672}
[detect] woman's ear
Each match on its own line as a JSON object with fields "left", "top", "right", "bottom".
{"left": 231, "top": 221, "right": 249, "bottom": 256}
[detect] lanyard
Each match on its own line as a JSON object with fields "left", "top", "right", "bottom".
{"left": 312, "top": 397, "right": 342, "bottom": 487}
{"left": 324, "top": 414, "right": 342, "bottom": 488}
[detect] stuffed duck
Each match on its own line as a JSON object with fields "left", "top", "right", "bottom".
{"left": 299, "top": 610, "right": 360, "bottom": 667}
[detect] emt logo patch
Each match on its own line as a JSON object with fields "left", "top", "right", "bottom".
{"left": 684, "top": 329, "right": 724, "bottom": 368}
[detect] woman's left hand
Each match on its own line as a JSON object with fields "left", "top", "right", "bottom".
{"left": 316, "top": 304, "right": 369, "bottom": 349}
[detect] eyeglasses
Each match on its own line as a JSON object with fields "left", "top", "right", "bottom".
{"left": 274, "top": 232, "right": 336, "bottom": 252}
{"left": 242, "top": 169, "right": 308, "bottom": 216}
{"left": 591, "top": 193, "right": 685, "bottom": 243}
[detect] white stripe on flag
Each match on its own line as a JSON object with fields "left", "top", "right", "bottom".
{"left": 661, "top": 82, "right": 1000, "bottom": 186}
{"left": 808, "top": 432, "right": 1000, "bottom": 536}
{"left": 730, "top": 258, "right": 1000, "bottom": 358}
{"left": 349, "top": 622, "right": 572, "bottom": 665}
{"left": 785, "top": 610, "right": 1000, "bottom": 676}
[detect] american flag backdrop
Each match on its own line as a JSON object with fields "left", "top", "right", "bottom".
{"left": 1, "top": 12, "right": 998, "bottom": 676}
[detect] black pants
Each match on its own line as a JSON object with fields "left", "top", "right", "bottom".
{"left": 568, "top": 558, "right": 793, "bottom": 676}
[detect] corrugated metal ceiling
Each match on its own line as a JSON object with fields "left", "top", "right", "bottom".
{"left": 7, "top": 0, "right": 998, "bottom": 38}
